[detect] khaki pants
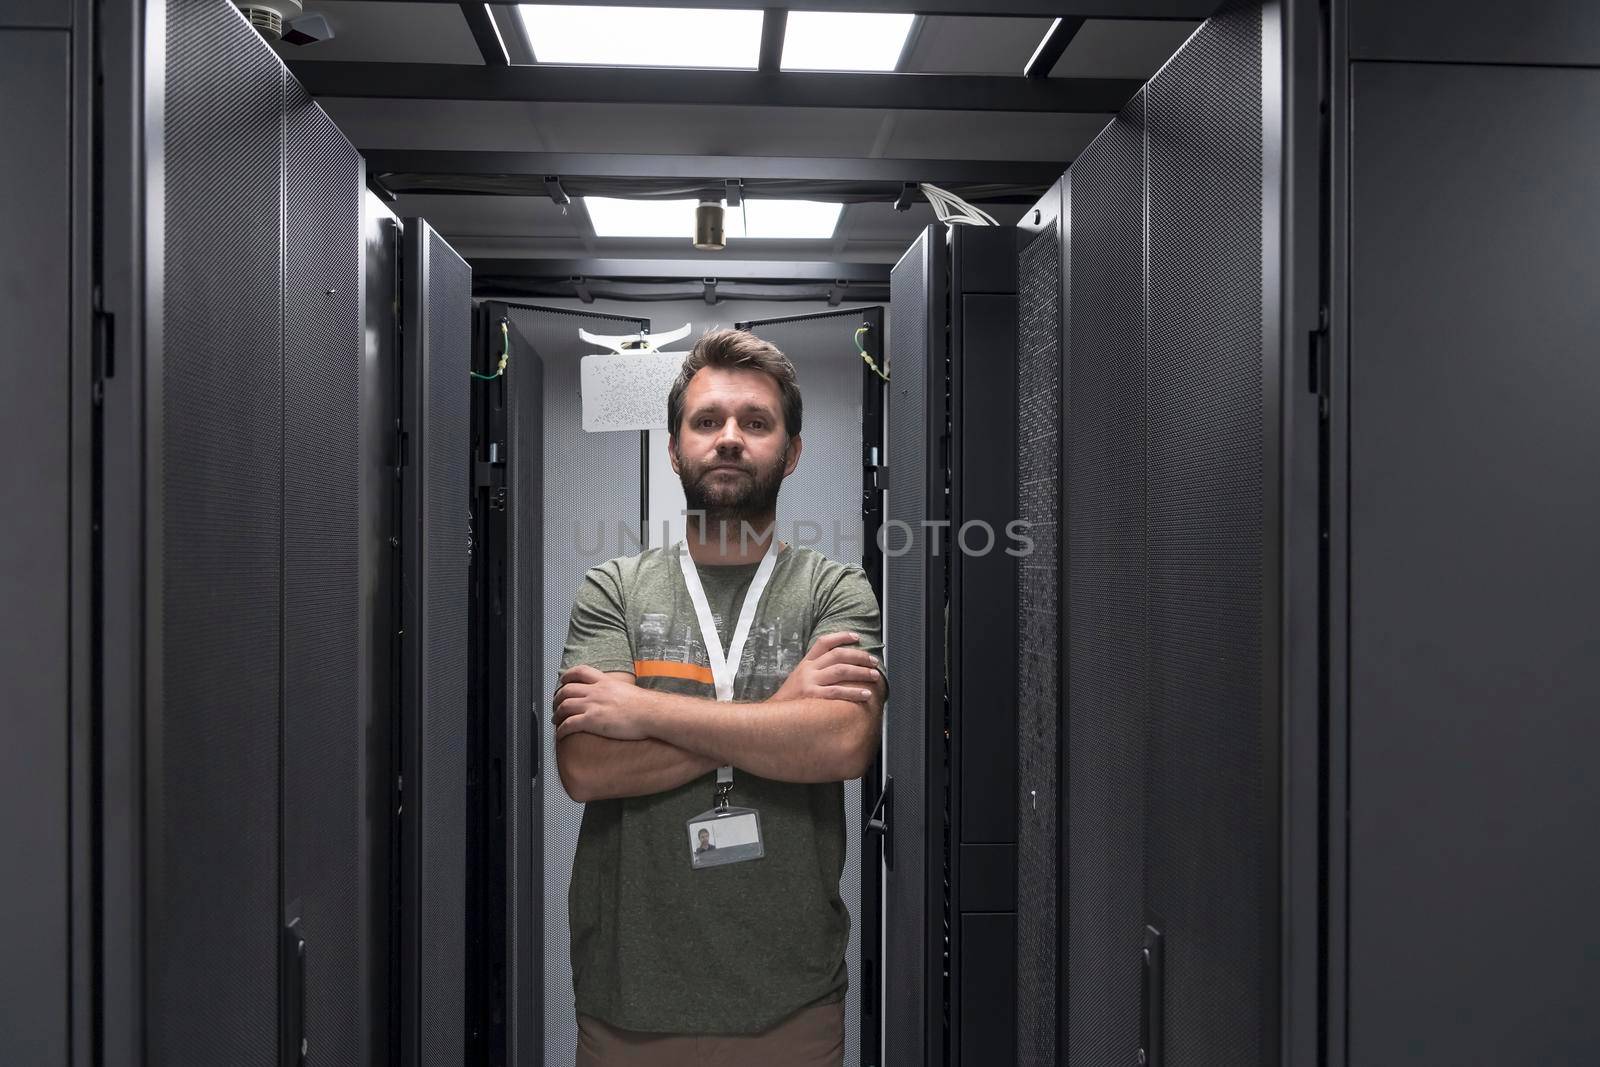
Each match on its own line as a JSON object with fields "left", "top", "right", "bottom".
{"left": 575, "top": 997, "right": 845, "bottom": 1067}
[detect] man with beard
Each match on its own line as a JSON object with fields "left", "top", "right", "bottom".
{"left": 552, "top": 328, "right": 886, "bottom": 1066}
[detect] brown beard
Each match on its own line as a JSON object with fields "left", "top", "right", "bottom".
{"left": 678, "top": 446, "right": 788, "bottom": 527}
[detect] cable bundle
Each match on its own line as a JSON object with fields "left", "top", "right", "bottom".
{"left": 918, "top": 183, "right": 998, "bottom": 226}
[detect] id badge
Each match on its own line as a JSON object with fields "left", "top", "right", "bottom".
{"left": 686, "top": 806, "right": 765, "bottom": 870}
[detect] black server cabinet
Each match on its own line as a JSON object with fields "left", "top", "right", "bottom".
{"left": 884, "top": 225, "right": 1022, "bottom": 1067}
{"left": 89, "top": 0, "right": 386, "bottom": 1063}
{"left": 398, "top": 219, "right": 473, "bottom": 1067}
{"left": 1325, "top": 2, "right": 1600, "bottom": 1063}
{"left": 1054, "top": 2, "right": 1324, "bottom": 1065}
{"left": 467, "top": 302, "right": 545, "bottom": 1067}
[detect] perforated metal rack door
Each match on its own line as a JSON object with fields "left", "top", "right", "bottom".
{"left": 401, "top": 220, "right": 473, "bottom": 1067}
{"left": 154, "top": 1, "right": 283, "bottom": 1062}
{"left": 502, "top": 312, "right": 544, "bottom": 1067}
{"left": 883, "top": 228, "right": 947, "bottom": 1067}
{"left": 1015, "top": 186, "right": 1063, "bottom": 1067}
{"left": 500, "top": 304, "right": 646, "bottom": 1067}
{"left": 282, "top": 80, "right": 366, "bottom": 1067}
{"left": 1065, "top": 90, "right": 1149, "bottom": 1067}
{"left": 739, "top": 306, "right": 885, "bottom": 1067}
{"left": 1145, "top": 6, "right": 1269, "bottom": 1064}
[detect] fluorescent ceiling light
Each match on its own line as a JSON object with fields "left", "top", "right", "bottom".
{"left": 584, "top": 197, "right": 843, "bottom": 240}
{"left": 518, "top": 5, "right": 763, "bottom": 68}
{"left": 780, "top": 11, "right": 915, "bottom": 72}
{"left": 741, "top": 199, "right": 845, "bottom": 239}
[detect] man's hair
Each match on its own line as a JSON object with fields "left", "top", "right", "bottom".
{"left": 666, "top": 328, "right": 802, "bottom": 439}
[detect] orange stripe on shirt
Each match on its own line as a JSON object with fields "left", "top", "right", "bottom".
{"left": 632, "top": 660, "right": 715, "bottom": 685}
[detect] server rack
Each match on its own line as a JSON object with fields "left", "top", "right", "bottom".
{"left": 87, "top": 1, "right": 391, "bottom": 1064}
{"left": 1041, "top": 2, "right": 1325, "bottom": 1064}
{"left": 884, "top": 224, "right": 1022, "bottom": 1067}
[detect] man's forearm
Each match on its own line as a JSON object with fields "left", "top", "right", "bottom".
{"left": 636, "top": 689, "right": 879, "bottom": 784}
{"left": 557, "top": 733, "right": 720, "bottom": 803}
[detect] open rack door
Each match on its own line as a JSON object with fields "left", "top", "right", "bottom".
{"left": 883, "top": 226, "right": 951, "bottom": 1067}
{"left": 398, "top": 218, "right": 473, "bottom": 1067}
{"left": 489, "top": 303, "right": 649, "bottom": 1067}
{"left": 466, "top": 302, "right": 545, "bottom": 1067}
{"left": 735, "top": 306, "right": 888, "bottom": 1067}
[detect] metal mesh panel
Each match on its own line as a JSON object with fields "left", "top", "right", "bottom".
{"left": 742, "top": 310, "right": 873, "bottom": 1067}
{"left": 155, "top": 2, "right": 283, "bottom": 1063}
{"left": 282, "top": 81, "right": 365, "bottom": 1067}
{"left": 510, "top": 305, "right": 645, "bottom": 1067}
{"left": 421, "top": 230, "right": 472, "bottom": 1067}
{"left": 1015, "top": 222, "right": 1061, "bottom": 1067}
{"left": 1065, "top": 89, "right": 1148, "bottom": 1067}
{"left": 884, "top": 231, "right": 937, "bottom": 1067}
{"left": 1144, "top": 5, "right": 1267, "bottom": 1064}
{"left": 505, "top": 315, "right": 545, "bottom": 1067}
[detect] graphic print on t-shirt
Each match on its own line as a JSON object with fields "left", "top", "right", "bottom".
{"left": 632, "top": 610, "right": 805, "bottom": 697}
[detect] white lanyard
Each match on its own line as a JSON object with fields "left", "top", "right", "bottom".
{"left": 677, "top": 538, "right": 779, "bottom": 792}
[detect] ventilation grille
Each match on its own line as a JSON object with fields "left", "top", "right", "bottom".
{"left": 156, "top": 1, "right": 283, "bottom": 1062}
{"left": 282, "top": 80, "right": 365, "bottom": 1067}
{"left": 1065, "top": 89, "right": 1149, "bottom": 1067}
{"left": 1015, "top": 220, "right": 1061, "bottom": 1067}
{"left": 505, "top": 315, "right": 546, "bottom": 1067}
{"left": 1144, "top": 5, "right": 1267, "bottom": 1063}
{"left": 419, "top": 229, "right": 473, "bottom": 1067}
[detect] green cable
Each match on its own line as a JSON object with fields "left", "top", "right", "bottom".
{"left": 471, "top": 320, "right": 511, "bottom": 380}
{"left": 856, "top": 325, "right": 889, "bottom": 382}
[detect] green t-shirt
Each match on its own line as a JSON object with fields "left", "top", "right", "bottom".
{"left": 558, "top": 542, "right": 887, "bottom": 1035}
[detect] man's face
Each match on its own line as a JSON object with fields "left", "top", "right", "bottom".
{"left": 698, "top": 829, "right": 710, "bottom": 845}
{"left": 670, "top": 366, "right": 801, "bottom": 522}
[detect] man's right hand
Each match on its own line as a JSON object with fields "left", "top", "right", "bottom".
{"left": 770, "top": 631, "right": 882, "bottom": 704}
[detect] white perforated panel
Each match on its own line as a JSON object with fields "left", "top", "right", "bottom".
{"left": 579, "top": 350, "right": 685, "bottom": 432}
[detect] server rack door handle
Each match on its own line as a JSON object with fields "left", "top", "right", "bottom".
{"left": 1140, "top": 924, "right": 1163, "bottom": 1067}
{"left": 864, "top": 775, "right": 893, "bottom": 870}
{"left": 281, "top": 923, "right": 306, "bottom": 1067}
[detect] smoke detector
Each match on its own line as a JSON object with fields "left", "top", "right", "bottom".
{"left": 237, "top": 0, "right": 303, "bottom": 41}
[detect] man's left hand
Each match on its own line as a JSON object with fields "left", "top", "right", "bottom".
{"left": 552, "top": 665, "right": 654, "bottom": 741}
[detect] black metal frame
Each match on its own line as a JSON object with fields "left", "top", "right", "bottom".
{"left": 363, "top": 150, "right": 1067, "bottom": 199}
{"left": 339, "top": 0, "right": 1219, "bottom": 16}
{"left": 1024, "top": 17, "right": 1087, "bottom": 78}
{"left": 288, "top": 61, "right": 1143, "bottom": 114}
{"left": 458, "top": 2, "right": 509, "bottom": 66}
{"left": 475, "top": 259, "right": 890, "bottom": 284}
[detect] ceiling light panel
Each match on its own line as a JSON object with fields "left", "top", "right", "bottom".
{"left": 583, "top": 197, "right": 842, "bottom": 240}
{"left": 519, "top": 5, "right": 763, "bottom": 68}
{"left": 780, "top": 12, "right": 916, "bottom": 72}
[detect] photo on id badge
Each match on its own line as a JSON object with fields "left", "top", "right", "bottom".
{"left": 687, "top": 809, "right": 765, "bottom": 869}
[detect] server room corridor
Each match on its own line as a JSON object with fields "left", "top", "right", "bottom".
{"left": 6, "top": 1, "right": 1598, "bottom": 1066}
